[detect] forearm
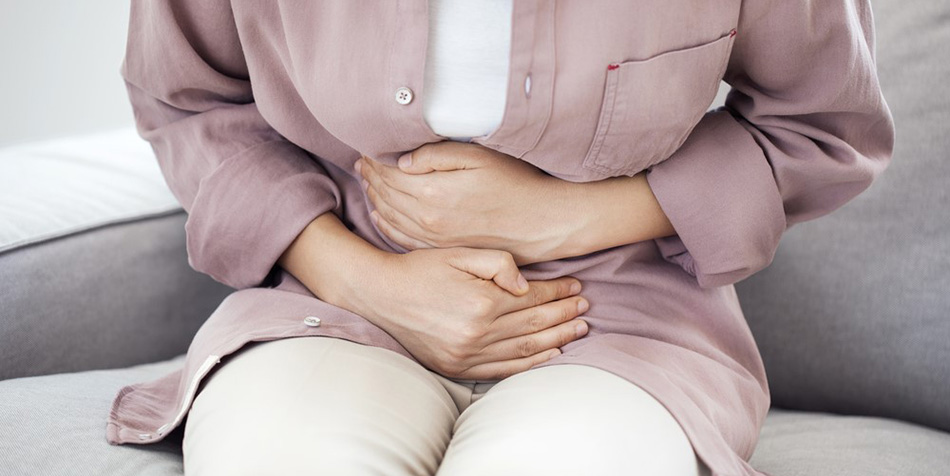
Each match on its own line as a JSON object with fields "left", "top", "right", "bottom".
{"left": 277, "top": 212, "right": 391, "bottom": 319}
{"left": 535, "top": 171, "right": 676, "bottom": 263}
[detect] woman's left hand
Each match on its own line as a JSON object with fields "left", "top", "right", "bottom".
{"left": 355, "top": 141, "right": 576, "bottom": 265}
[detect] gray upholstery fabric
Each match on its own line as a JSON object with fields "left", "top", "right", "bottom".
{"left": 750, "top": 410, "right": 950, "bottom": 476}
{"left": 0, "top": 355, "right": 186, "bottom": 476}
{"left": 0, "top": 212, "right": 232, "bottom": 381}
{"left": 2, "top": 357, "right": 948, "bottom": 476}
{"left": 735, "top": 0, "right": 950, "bottom": 432}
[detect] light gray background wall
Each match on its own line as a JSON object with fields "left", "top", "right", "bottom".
{"left": 0, "top": 1, "right": 133, "bottom": 146}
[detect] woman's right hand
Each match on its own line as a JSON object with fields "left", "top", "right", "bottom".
{"left": 344, "top": 247, "right": 589, "bottom": 380}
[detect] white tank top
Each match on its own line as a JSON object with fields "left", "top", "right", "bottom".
{"left": 422, "top": 0, "right": 513, "bottom": 142}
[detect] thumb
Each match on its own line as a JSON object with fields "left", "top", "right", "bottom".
{"left": 396, "top": 144, "right": 480, "bottom": 174}
{"left": 446, "top": 248, "right": 530, "bottom": 296}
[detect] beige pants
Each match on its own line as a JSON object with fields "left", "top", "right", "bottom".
{"left": 183, "top": 336, "right": 710, "bottom": 476}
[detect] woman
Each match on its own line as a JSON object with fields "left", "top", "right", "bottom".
{"left": 106, "top": 1, "right": 894, "bottom": 475}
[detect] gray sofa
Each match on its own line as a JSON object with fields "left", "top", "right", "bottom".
{"left": 1, "top": 1, "right": 948, "bottom": 474}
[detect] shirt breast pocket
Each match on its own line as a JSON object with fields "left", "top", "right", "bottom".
{"left": 582, "top": 29, "right": 737, "bottom": 178}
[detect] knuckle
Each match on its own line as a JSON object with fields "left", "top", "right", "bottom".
{"left": 458, "top": 324, "right": 484, "bottom": 345}
{"left": 495, "top": 251, "right": 515, "bottom": 270}
{"left": 378, "top": 184, "right": 392, "bottom": 201}
{"left": 526, "top": 309, "right": 546, "bottom": 332}
{"left": 531, "top": 287, "right": 547, "bottom": 307}
{"left": 558, "top": 279, "right": 573, "bottom": 298}
{"left": 561, "top": 326, "right": 578, "bottom": 345}
{"left": 420, "top": 184, "right": 439, "bottom": 200}
{"left": 419, "top": 212, "right": 440, "bottom": 232}
{"left": 381, "top": 206, "right": 397, "bottom": 223}
{"left": 558, "top": 304, "right": 572, "bottom": 323}
{"left": 469, "top": 295, "right": 495, "bottom": 316}
{"left": 517, "top": 338, "right": 538, "bottom": 357}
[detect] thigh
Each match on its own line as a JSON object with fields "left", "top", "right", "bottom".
{"left": 436, "top": 364, "right": 710, "bottom": 476}
{"left": 183, "top": 336, "right": 459, "bottom": 476}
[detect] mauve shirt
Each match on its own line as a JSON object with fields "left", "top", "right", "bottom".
{"left": 106, "top": 2, "right": 894, "bottom": 475}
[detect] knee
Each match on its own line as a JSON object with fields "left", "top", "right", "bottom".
{"left": 437, "top": 364, "right": 705, "bottom": 476}
{"left": 182, "top": 337, "right": 457, "bottom": 476}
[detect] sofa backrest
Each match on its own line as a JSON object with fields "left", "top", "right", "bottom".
{"left": 735, "top": 0, "right": 950, "bottom": 432}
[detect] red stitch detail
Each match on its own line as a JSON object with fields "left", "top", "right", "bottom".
{"left": 607, "top": 63, "right": 619, "bottom": 71}
{"left": 730, "top": 29, "right": 737, "bottom": 38}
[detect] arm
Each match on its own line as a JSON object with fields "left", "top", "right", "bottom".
{"left": 533, "top": 172, "right": 676, "bottom": 262}
{"left": 123, "top": 0, "right": 341, "bottom": 289}
{"left": 643, "top": 0, "right": 894, "bottom": 288}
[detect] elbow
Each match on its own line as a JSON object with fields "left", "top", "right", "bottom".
{"left": 184, "top": 217, "right": 265, "bottom": 290}
{"left": 693, "top": 217, "right": 784, "bottom": 289}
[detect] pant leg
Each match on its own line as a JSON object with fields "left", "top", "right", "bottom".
{"left": 436, "top": 364, "right": 711, "bottom": 476}
{"left": 182, "top": 336, "right": 461, "bottom": 476}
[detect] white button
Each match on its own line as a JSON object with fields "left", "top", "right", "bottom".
{"left": 395, "top": 87, "right": 414, "bottom": 105}
{"left": 304, "top": 316, "right": 322, "bottom": 327}
{"left": 524, "top": 74, "right": 532, "bottom": 97}
{"left": 138, "top": 433, "right": 151, "bottom": 440}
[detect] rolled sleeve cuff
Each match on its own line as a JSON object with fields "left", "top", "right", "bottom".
{"left": 645, "top": 110, "right": 785, "bottom": 288}
{"left": 184, "top": 140, "right": 342, "bottom": 289}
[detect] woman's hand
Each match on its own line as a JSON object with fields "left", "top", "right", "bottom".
{"left": 357, "top": 141, "right": 677, "bottom": 263}
{"left": 356, "top": 142, "right": 577, "bottom": 265}
{"left": 343, "top": 246, "right": 590, "bottom": 381}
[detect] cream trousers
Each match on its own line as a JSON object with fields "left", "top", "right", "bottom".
{"left": 183, "top": 336, "right": 710, "bottom": 476}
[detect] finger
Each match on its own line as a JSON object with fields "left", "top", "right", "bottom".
{"left": 371, "top": 210, "right": 433, "bottom": 251}
{"left": 361, "top": 156, "right": 425, "bottom": 195}
{"left": 397, "top": 142, "right": 485, "bottom": 174}
{"left": 494, "top": 276, "right": 583, "bottom": 315}
{"left": 445, "top": 248, "right": 529, "bottom": 296}
{"left": 476, "top": 318, "right": 587, "bottom": 365}
{"left": 486, "top": 295, "right": 589, "bottom": 342}
{"left": 364, "top": 181, "right": 434, "bottom": 242}
{"left": 453, "top": 348, "right": 562, "bottom": 381}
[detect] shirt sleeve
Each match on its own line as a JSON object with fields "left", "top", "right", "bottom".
{"left": 644, "top": 0, "right": 895, "bottom": 289}
{"left": 122, "top": 1, "right": 343, "bottom": 289}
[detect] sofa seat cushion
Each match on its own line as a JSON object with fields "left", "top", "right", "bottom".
{"left": 2, "top": 356, "right": 949, "bottom": 476}
{"left": 0, "top": 356, "right": 186, "bottom": 476}
{"left": 750, "top": 410, "right": 950, "bottom": 476}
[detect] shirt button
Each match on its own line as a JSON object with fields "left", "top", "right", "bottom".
{"left": 303, "top": 316, "right": 322, "bottom": 327}
{"left": 395, "top": 87, "right": 414, "bottom": 105}
{"left": 524, "top": 74, "right": 532, "bottom": 97}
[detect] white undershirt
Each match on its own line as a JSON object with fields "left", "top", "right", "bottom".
{"left": 422, "top": 0, "right": 513, "bottom": 142}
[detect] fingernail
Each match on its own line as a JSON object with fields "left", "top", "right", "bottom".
{"left": 398, "top": 153, "right": 412, "bottom": 168}
{"left": 354, "top": 159, "right": 362, "bottom": 173}
{"left": 575, "top": 321, "right": 588, "bottom": 338}
{"left": 577, "top": 299, "right": 589, "bottom": 313}
{"left": 517, "top": 274, "right": 529, "bottom": 291}
{"left": 548, "top": 349, "right": 562, "bottom": 359}
{"left": 570, "top": 281, "right": 582, "bottom": 295}
{"left": 370, "top": 211, "right": 379, "bottom": 225}
{"left": 361, "top": 179, "right": 369, "bottom": 190}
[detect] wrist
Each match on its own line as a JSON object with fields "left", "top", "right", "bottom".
{"left": 278, "top": 212, "right": 392, "bottom": 316}
{"left": 504, "top": 175, "right": 586, "bottom": 265}
{"left": 538, "top": 172, "right": 675, "bottom": 261}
